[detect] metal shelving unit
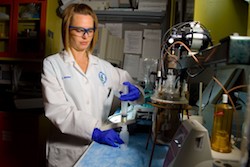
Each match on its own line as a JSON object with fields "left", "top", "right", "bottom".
{"left": 95, "top": 10, "right": 166, "bottom": 23}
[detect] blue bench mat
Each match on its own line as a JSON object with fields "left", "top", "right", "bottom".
{"left": 74, "top": 133, "right": 168, "bottom": 167}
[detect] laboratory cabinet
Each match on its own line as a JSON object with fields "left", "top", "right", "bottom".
{"left": 0, "top": 0, "right": 47, "bottom": 60}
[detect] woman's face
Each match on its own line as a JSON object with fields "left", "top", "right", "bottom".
{"left": 69, "top": 13, "right": 95, "bottom": 52}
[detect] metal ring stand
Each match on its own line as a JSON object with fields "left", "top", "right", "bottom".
{"left": 146, "top": 96, "right": 190, "bottom": 167}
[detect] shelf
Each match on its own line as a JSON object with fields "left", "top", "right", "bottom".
{"left": 18, "top": 18, "right": 40, "bottom": 21}
{"left": 17, "top": 37, "right": 38, "bottom": 39}
{"left": 95, "top": 10, "right": 166, "bottom": 23}
{"left": 0, "top": 18, "right": 10, "bottom": 21}
{"left": 0, "top": 37, "right": 9, "bottom": 40}
{"left": 0, "top": 57, "right": 43, "bottom": 62}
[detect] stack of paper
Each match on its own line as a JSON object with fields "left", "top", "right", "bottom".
{"left": 142, "top": 29, "right": 161, "bottom": 59}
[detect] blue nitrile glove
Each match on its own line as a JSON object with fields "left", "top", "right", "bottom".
{"left": 119, "top": 82, "right": 140, "bottom": 101}
{"left": 92, "top": 128, "right": 124, "bottom": 147}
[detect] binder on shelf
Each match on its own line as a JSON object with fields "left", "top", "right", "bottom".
{"left": 94, "top": 27, "right": 109, "bottom": 59}
{"left": 106, "top": 34, "right": 124, "bottom": 67}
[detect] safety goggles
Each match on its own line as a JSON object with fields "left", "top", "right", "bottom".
{"left": 69, "top": 26, "right": 95, "bottom": 37}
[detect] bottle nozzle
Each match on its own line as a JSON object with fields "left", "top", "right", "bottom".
{"left": 222, "top": 94, "right": 228, "bottom": 103}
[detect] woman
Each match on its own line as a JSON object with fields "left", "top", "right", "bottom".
{"left": 41, "top": 3, "right": 144, "bottom": 167}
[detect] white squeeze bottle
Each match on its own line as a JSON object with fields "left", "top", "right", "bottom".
{"left": 120, "top": 124, "right": 129, "bottom": 148}
{"left": 121, "top": 84, "right": 128, "bottom": 123}
{"left": 120, "top": 84, "right": 129, "bottom": 148}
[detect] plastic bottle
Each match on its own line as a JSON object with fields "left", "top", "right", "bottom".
{"left": 121, "top": 85, "right": 128, "bottom": 123}
{"left": 211, "top": 94, "right": 233, "bottom": 153}
{"left": 120, "top": 124, "right": 129, "bottom": 148}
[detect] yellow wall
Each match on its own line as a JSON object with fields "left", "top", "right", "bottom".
{"left": 194, "top": 0, "right": 248, "bottom": 44}
{"left": 45, "top": 0, "right": 62, "bottom": 56}
{"left": 248, "top": 3, "right": 250, "bottom": 36}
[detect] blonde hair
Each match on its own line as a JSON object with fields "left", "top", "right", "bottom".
{"left": 62, "top": 3, "right": 98, "bottom": 53}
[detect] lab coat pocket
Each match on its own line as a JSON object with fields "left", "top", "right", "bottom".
{"left": 47, "top": 145, "right": 86, "bottom": 167}
{"left": 105, "top": 87, "right": 113, "bottom": 104}
{"left": 98, "top": 87, "right": 113, "bottom": 120}
{"left": 98, "top": 87, "right": 111, "bottom": 102}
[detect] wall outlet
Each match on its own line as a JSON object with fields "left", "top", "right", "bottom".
{"left": 48, "top": 29, "right": 54, "bottom": 39}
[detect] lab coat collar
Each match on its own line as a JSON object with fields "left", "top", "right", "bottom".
{"left": 61, "top": 50, "right": 99, "bottom": 66}
{"left": 60, "top": 50, "right": 74, "bottom": 63}
{"left": 88, "top": 54, "right": 99, "bottom": 65}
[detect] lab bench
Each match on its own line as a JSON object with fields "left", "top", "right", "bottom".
{"left": 74, "top": 132, "right": 169, "bottom": 167}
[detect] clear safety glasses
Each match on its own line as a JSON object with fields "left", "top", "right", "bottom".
{"left": 69, "top": 26, "right": 95, "bottom": 37}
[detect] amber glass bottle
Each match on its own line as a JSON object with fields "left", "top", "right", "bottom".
{"left": 211, "top": 94, "right": 233, "bottom": 153}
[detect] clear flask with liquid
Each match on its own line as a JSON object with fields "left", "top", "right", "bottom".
{"left": 211, "top": 94, "right": 233, "bottom": 153}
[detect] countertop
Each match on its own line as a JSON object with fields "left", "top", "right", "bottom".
{"left": 74, "top": 132, "right": 169, "bottom": 167}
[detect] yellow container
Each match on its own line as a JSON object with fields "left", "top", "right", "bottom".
{"left": 211, "top": 94, "right": 233, "bottom": 153}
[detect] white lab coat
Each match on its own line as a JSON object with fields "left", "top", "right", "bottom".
{"left": 41, "top": 50, "right": 144, "bottom": 167}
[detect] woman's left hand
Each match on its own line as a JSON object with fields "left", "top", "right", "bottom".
{"left": 119, "top": 82, "right": 140, "bottom": 101}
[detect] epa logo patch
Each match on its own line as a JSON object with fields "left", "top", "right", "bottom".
{"left": 98, "top": 71, "right": 107, "bottom": 85}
